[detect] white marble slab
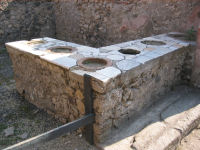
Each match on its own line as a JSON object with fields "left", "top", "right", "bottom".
{"left": 116, "top": 59, "right": 141, "bottom": 71}
{"left": 96, "top": 67, "right": 121, "bottom": 78}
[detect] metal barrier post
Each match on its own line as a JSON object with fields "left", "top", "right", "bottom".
{"left": 83, "top": 74, "right": 94, "bottom": 144}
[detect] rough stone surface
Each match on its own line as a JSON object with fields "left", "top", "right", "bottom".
{"left": 54, "top": 0, "right": 200, "bottom": 47}
{"left": 98, "top": 86, "right": 200, "bottom": 150}
{"left": 18, "top": 132, "right": 28, "bottom": 139}
{"left": 7, "top": 49, "right": 83, "bottom": 123}
{"left": 0, "top": 0, "right": 55, "bottom": 49}
{"left": 177, "top": 124, "right": 200, "bottom": 150}
{"left": 94, "top": 49, "right": 192, "bottom": 142}
{"left": 4, "top": 127, "right": 14, "bottom": 137}
{"left": 1, "top": 0, "right": 199, "bottom": 49}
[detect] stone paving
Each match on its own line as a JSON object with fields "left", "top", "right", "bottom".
{"left": 177, "top": 124, "right": 200, "bottom": 150}
{"left": 99, "top": 86, "right": 200, "bottom": 150}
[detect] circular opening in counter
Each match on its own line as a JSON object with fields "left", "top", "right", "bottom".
{"left": 167, "top": 33, "right": 188, "bottom": 41}
{"left": 167, "top": 33, "right": 197, "bottom": 41}
{"left": 27, "top": 40, "right": 46, "bottom": 45}
{"left": 119, "top": 49, "right": 140, "bottom": 55}
{"left": 48, "top": 46, "right": 77, "bottom": 53}
{"left": 77, "top": 57, "right": 112, "bottom": 71}
{"left": 141, "top": 40, "right": 166, "bottom": 46}
{"left": 168, "top": 33, "right": 186, "bottom": 38}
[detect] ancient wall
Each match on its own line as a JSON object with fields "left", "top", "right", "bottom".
{"left": 1, "top": 0, "right": 199, "bottom": 49}
{"left": 0, "top": 0, "right": 55, "bottom": 49}
{"left": 7, "top": 47, "right": 85, "bottom": 123}
{"left": 54, "top": 0, "right": 200, "bottom": 47}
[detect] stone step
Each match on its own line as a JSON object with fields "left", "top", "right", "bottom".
{"left": 97, "top": 86, "right": 200, "bottom": 150}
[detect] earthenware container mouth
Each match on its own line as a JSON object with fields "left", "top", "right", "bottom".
{"left": 48, "top": 46, "right": 77, "bottom": 53}
{"left": 27, "top": 39, "right": 47, "bottom": 45}
{"left": 168, "top": 33, "right": 186, "bottom": 38}
{"left": 141, "top": 40, "right": 166, "bottom": 46}
{"left": 77, "top": 57, "right": 112, "bottom": 71}
{"left": 167, "top": 33, "right": 189, "bottom": 41}
{"left": 119, "top": 49, "right": 141, "bottom": 55}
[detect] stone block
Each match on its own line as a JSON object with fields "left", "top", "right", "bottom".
{"left": 131, "top": 122, "right": 181, "bottom": 150}
{"left": 41, "top": 54, "right": 77, "bottom": 69}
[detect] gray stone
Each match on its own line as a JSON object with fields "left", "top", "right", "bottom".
{"left": 18, "top": 132, "right": 28, "bottom": 139}
{"left": 161, "top": 95, "right": 200, "bottom": 136}
{"left": 98, "top": 86, "right": 200, "bottom": 150}
{"left": 4, "top": 127, "right": 14, "bottom": 137}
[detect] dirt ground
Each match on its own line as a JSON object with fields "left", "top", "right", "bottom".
{"left": 0, "top": 48, "right": 97, "bottom": 150}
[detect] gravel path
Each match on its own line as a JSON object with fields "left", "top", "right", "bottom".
{"left": 0, "top": 48, "right": 97, "bottom": 150}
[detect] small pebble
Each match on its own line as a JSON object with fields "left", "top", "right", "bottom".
{"left": 4, "top": 126, "right": 14, "bottom": 137}
{"left": 18, "top": 132, "right": 28, "bottom": 139}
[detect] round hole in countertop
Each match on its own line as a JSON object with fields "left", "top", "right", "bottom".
{"left": 167, "top": 33, "right": 187, "bottom": 40}
{"left": 119, "top": 49, "right": 140, "bottom": 55}
{"left": 48, "top": 46, "right": 77, "bottom": 53}
{"left": 77, "top": 57, "right": 112, "bottom": 71}
{"left": 141, "top": 40, "right": 166, "bottom": 46}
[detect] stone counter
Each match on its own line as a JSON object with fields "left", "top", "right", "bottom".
{"left": 6, "top": 33, "right": 195, "bottom": 143}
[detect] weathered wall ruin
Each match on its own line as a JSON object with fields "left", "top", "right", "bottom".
{"left": 54, "top": 0, "right": 200, "bottom": 47}
{"left": 0, "top": 0, "right": 55, "bottom": 49}
{"left": 1, "top": 0, "right": 200, "bottom": 48}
